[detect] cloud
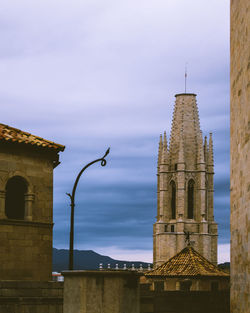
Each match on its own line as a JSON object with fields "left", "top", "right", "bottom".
{"left": 218, "top": 244, "right": 230, "bottom": 263}
{"left": 0, "top": 0, "right": 230, "bottom": 261}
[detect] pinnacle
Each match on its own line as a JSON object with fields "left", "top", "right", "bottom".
{"left": 197, "top": 131, "right": 205, "bottom": 164}
{"left": 157, "top": 134, "right": 163, "bottom": 166}
{"left": 208, "top": 133, "right": 214, "bottom": 166}
{"left": 163, "top": 131, "right": 167, "bottom": 149}
{"left": 161, "top": 131, "right": 169, "bottom": 165}
{"left": 204, "top": 135, "right": 208, "bottom": 166}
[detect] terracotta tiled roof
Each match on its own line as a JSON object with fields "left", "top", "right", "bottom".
{"left": 0, "top": 123, "right": 65, "bottom": 152}
{"left": 146, "top": 246, "right": 229, "bottom": 277}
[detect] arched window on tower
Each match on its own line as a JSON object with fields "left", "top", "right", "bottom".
{"left": 187, "top": 179, "right": 195, "bottom": 219}
{"left": 170, "top": 181, "right": 176, "bottom": 219}
{"left": 5, "top": 176, "right": 28, "bottom": 219}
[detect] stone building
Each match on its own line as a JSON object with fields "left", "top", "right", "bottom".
{"left": 0, "top": 123, "right": 65, "bottom": 281}
{"left": 153, "top": 93, "right": 218, "bottom": 267}
{"left": 145, "top": 245, "right": 229, "bottom": 292}
{"left": 230, "top": 0, "right": 250, "bottom": 312}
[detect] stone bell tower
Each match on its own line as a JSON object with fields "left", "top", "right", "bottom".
{"left": 153, "top": 93, "right": 218, "bottom": 268}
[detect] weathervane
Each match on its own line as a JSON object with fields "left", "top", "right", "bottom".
{"left": 184, "top": 230, "right": 193, "bottom": 246}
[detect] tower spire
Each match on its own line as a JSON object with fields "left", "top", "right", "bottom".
{"left": 169, "top": 94, "right": 200, "bottom": 170}
{"left": 204, "top": 135, "right": 208, "bottom": 166}
{"left": 157, "top": 134, "right": 163, "bottom": 168}
{"left": 208, "top": 133, "right": 214, "bottom": 167}
{"left": 197, "top": 131, "right": 205, "bottom": 165}
{"left": 161, "top": 131, "right": 168, "bottom": 165}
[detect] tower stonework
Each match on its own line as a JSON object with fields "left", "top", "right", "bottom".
{"left": 230, "top": 0, "right": 250, "bottom": 312}
{"left": 153, "top": 93, "right": 218, "bottom": 268}
{"left": 0, "top": 123, "right": 64, "bottom": 281}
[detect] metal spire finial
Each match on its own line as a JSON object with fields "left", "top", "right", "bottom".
{"left": 184, "top": 230, "right": 193, "bottom": 246}
{"left": 185, "top": 63, "right": 188, "bottom": 93}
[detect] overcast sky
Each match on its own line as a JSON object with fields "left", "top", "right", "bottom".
{"left": 0, "top": 0, "right": 230, "bottom": 263}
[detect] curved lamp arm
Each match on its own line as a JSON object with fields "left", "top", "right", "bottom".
{"left": 66, "top": 147, "right": 110, "bottom": 270}
{"left": 67, "top": 147, "right": 110, "bottom": 203}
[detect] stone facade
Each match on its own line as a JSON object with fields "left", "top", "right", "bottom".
{"left": 62, "top": 270, "right": 141, "bottom": 313}
{"left": 153, "top": 94, "right": 218, "bottom": 267}
{"left": 140, "top": 290, "right": 230, "bottom": 313}
{"left": 0, "top": 280, "right": 63, "bottom": 313}
{"left": 0, "top": 126, "right": 64, "bottom": 281}
{"left": 230, "top": 0, "right": 250, "bottom": 312}
{"left": 142, "top": 277, "right": 229, "bottom": 292}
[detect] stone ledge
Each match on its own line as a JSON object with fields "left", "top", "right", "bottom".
{"left": 0, "top": 297, "right": 63, "bottom": 304}
{"left": 62, "top": 270, "right": 142, "bottom": 277}
{"left": 0, "top": 281, "right": 63, "bottom": 289}
{"left": 0, "top": 219, "right": 53, "bottom": 228}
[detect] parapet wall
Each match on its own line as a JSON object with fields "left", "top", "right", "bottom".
{"left": 0, "top": 280, "right": 63, "bottom": 313}
{"left": 62, "top": 270, "right": 141, "bottom": 313}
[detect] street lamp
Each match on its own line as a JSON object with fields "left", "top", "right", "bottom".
{"left": 66, "top": 148, "right": 110, "bottom": 270}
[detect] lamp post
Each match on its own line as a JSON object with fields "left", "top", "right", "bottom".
{"left": 66, "top": 148, "right": 110, "bottom": 270}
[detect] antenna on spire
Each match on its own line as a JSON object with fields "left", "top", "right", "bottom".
{"left": 184, "top": 63, "right": 188, "bottom": 93}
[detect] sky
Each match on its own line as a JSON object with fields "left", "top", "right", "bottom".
{"left": 0, "top": 0, "right": 230, "bottom": 263}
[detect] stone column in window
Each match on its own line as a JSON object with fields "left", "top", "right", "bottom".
{"left": 176, "top": 281, "right": 180, "bottom": 291}
{"left": 24, "top": 193, "right": 35, "bottom": 221}
{"left": 0, "top": 190, "right": 6, "bottom": 218}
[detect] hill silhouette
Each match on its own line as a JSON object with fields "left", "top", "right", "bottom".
{"left": 52, "top": 248, "right": 151, "bottom": 272}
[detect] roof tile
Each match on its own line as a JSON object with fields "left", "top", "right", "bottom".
{"left": 0, "top": 123, "right": 65, "bottom": 152}
{"left": 145, "top": 246, "right": 229, "bottom": 277}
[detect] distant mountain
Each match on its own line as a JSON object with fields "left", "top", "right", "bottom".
{"left": 52, "top": 248, "right": 152, "bottom": 272}
{"left": 53, "top": 248, "right": 229, "bottom": 273}
{"left": 218, "top": 262, "right": 230, "bottom": 272}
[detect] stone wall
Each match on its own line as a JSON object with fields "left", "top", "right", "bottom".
{"left": 230, "top": 0, "right": 250, "bottom": 312}
{"left": 0, "top": 220, "right": 52, "bottom": 281}
{"left": 63, "top": 270, "right": 141, "bottom": 313}
{"left": 0, "top": 143, "right": 55, "bottom": 281}
{"left": 0, "top": 280, "right": 63, "bottom": 313}
{"left": 142, "top": 277, "right": 229, "bottom": 292}
{"left": 140, "top": 290, "right": 230, "bottom": 313}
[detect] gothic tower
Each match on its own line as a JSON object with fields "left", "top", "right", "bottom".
{"left": 153, "top": 93, "right": 218, "bottom": 267}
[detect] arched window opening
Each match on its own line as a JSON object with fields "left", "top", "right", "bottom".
{"left": 170, "top": 181, "right": 176, "bottom": 219}
{"left": 188, "top": 180, "right": 195, "bottom": 219}
{"left": 5, "top": 176, "right": 27, "bottom": 219}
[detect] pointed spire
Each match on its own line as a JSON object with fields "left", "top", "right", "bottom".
{"left": 178, "top": 129, "right": 185, "bottom": 164}
{"left": 208, "top": 133, "right": 214, "bottom": 166}
{"left": 158, "top": 134, "right": 163, "bottom": 167}
{"left": 197, "top": 131, "right": 205, "bottom": 164}
{"left": 163, "top": 131, "right": 167, "bottom": 151}
{"left": 169, "top": 94, "right": 200, "bottom": 169}
{"left": 161, "top": 131, "right": 169, "bottom": 165}
{"left": 204, "top": 135, "right": 208, "bottom": 166}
